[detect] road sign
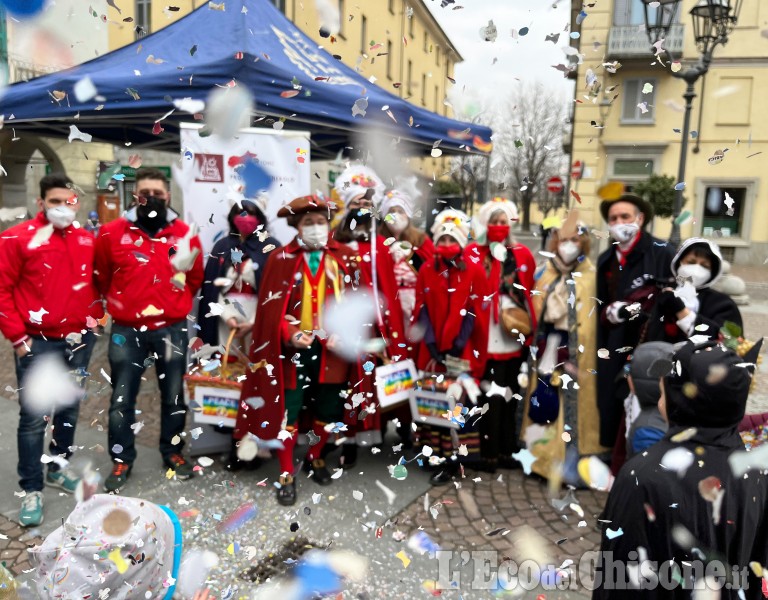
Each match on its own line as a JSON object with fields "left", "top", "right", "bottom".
{"left": 571, "top": 161, "right": 583, "bottom": 180}
{"left": 546, "top": 176, "right": 564, "bottom": 194}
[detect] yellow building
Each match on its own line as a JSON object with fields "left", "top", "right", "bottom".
{"left": 107, "top": 0, "right": 461, "bottom": 179}
{"left": 109, "top": 1, "right": 458, "bottom": 114}
{"left": 0, "top": 1, "right": 113, "bottom": 218}
{"left": 569, "top": 0, "right": 768, "bottom": 265}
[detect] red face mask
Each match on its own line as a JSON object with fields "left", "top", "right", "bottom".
{"left": 233, "top": 214, "right": 260, "bottom": 236}
{"left": 487, "top": 224, "right": 510, "bottom": 243}
{"left": 436, "top": 243, "right": 462, "bottom": 259}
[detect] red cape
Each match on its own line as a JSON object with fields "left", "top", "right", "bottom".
{"left": 234, "top": 237, "right": 356, "bottom": 441}
{"left": 350, "top": 236, "right": 407, "bottom": 353}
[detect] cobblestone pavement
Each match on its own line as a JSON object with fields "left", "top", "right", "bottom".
{"left": 398, "top": 466, "right": 607, "bottom": 587}
{"left": 0, "top": 265, "right": 766, "bottom": 590}
{"left": 0, "top": 519, "right": 41, "bottom": 577}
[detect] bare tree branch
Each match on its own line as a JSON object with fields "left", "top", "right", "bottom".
{"left": 491, "top": 83, "right": 568, "bottom": 230}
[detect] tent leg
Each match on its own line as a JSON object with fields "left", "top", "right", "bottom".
{"left": 482, "top": 154, "right": 491, "bottom": 211}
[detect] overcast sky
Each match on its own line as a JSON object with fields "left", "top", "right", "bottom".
{"left": 423, "top": 0, "right": 575, "bottom": 115}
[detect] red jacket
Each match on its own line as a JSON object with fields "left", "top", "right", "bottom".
{"left": 412, "top": 255, "right": 489, "bottom": 378}
{"left": 0, "top": 212, "right": 103, "bottom": 347}
{"left": 344, "top": 236, "right": 406, "bottom": 354}
{"left": 465, "top": 241, "right": 537, "bottom": 352}
{"left": 94, "top": 214, "right": 204, "bottom": 330}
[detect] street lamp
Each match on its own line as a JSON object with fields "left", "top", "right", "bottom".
{"left": 642, "top": 0, "right": 742, "bottom": 246}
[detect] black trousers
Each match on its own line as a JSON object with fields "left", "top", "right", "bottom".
{"left": 479, "top": 356, "right": 524, "bottom": 460}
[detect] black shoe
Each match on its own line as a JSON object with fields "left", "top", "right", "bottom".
{"left": 164, "top": 454, "right": 195, "bottom": 480}
{"left": 430, "top": 464, "right": 457, "bottom": 486}
{"left": 225, "top": 449, "right": 263, "bottom": 472}
{"left": 499, "top": 456, "right": 522, "bottom": 470}
{"left": 104, "top": 462, "right": 132, "bottom": 493}
{"left": 340, "top": 444, "right": 357, "bottom": 469}
{"left": 309, "top": 459, "right": 332, "bottom": 486}
{"left": 475, "top": 459, "right": 498, "bottom": 474}
{"left": 277, "top": 475, "right": 297, "bottom": 506}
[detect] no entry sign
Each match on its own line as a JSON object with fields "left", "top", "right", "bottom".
{"left": 547, "top": 176, "right": 564, "bottom": 194}
{"left": 571, "top": 161, "right": 583, "bottom": 180}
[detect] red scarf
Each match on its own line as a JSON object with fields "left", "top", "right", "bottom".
{"left": 615, "top": 231, "right": 642, "bottom": 268}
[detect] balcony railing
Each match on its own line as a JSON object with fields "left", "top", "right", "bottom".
{"left": 607, "top": 24, "right": 684, "bottom": 59}
{"left": 5, "top": 53, "right": 59, "bottom": 83}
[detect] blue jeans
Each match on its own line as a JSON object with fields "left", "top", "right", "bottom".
{"left": 14, "top": 331, "right": 96, "bottom": 492}
{"left": 107, "top": 321, "right": 188, "bottom": 464}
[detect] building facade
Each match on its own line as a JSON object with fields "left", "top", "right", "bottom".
{"left": 569, "top": 0, "right": 768, "bottom": 265}
{"left": 106, "top": 0, "right": 461, "bottom": 183}
{"left": 0, "top": 1, "right": 112, "bottom": 218}
{"left": 0, "top": 1, "right": 463, "bottom": 219}
{"left": 108, "top": 0, "right": 459, "bottom": 116}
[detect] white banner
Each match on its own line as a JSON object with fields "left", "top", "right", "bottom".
{"left": 176, "top": 123, "right": 311, "bottom": 250}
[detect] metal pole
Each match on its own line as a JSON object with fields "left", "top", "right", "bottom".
{"left": 483, "top": 153, "right": 491, "bottom": 209}
{"left": 670, "top": 77, "right": 696, "bottom": 247}
{"left": 670, "top": 53, "right": 711, "bottom": 247}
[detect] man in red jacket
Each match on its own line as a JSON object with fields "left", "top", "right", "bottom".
{"left": 94, "top": 167, "right": 204, "bottom": 492}
{"left": 0, "top": 173, "right": 103, "bottom": 527}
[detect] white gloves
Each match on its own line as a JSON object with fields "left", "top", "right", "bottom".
{"left": 171, "top": 224, "right": 200, "bottom": 272}
{"left": 390, "top": 240, "right": 413, "bottom": 264}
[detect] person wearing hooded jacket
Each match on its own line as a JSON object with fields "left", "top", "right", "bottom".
{"left": 643, "top": 237, "right": 742, "bottom": 344}
{"left": 464, "top": 197, "right": 536, "bottom": 473}
{"left": 197, "top": 193, "right": 281, "bottom": 471}
{"left": 197, "top": 194, "right": 281, "bottom": 350}
{"left": 593, "top": 338, "right": 766, "bottom": 599}
{"left": 624, "top": 341, "right": 674, "bottom": 458}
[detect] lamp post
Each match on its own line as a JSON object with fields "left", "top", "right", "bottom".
{"left": 642, "top": 0, "right": 742, "bottom": 246}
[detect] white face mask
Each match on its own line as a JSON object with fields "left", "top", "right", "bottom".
{"left": 677, "top": 263, "right": 711, "bottom": 288}
{"left": 609, "top": 221, "right": 640, "bottom": 244}
{"left": 557, "top": 240, "right": 581, "bottom": 264}
{"left": 300, "top": 223, "right": 329, "bottom": 249}
{"left": 46, "top": 206, "right": 77, "bottom": 229}
{"left": 387, "top": 213, "right": 409, "bottom": 235}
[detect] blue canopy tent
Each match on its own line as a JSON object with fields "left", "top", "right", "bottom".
{"left": 0, "top": 0, "right": 492, "bottom": 159}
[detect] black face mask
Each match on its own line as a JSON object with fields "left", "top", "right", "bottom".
{"left": 136, "top": 195, "right": 168, "bottom": 232}
{"left": 344, "top": 210, "right": 372, "bottom": 239}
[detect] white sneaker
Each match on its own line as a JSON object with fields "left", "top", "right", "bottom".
{"left": 19, "top": 491, "right": 44, "bottom": 527}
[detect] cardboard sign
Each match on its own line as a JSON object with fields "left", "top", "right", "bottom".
{"left": 410, "top": 389, "right": 459, "bottom": 429}
{"left": 375, "top": 359, "right": 418, "bottom": 409}
{"left": 192, "top": 386, "right": 241, "bottom": 427}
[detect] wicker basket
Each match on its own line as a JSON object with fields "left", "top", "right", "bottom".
{"left": 184, "top": 330, "right": 246, "bottom": 425}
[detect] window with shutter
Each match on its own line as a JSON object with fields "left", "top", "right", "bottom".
{"left": 621, "top": 78, "right": 656, "bottom": 123}
{"left": 613, "top": 0, "right": 631, "bottom": 25}
{"left": 615, "top": 0, "right": 680, "bottom": 26}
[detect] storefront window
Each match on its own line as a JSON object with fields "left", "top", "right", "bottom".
{"left": 702, "top": 186, "right": 745, "bottom": 238}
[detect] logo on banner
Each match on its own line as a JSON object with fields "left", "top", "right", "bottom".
{"left": 194, "top": 154, "right": 224, "bottom": 183}
{"left": 272, "top": 26, "right": 362, "bottom": 88}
